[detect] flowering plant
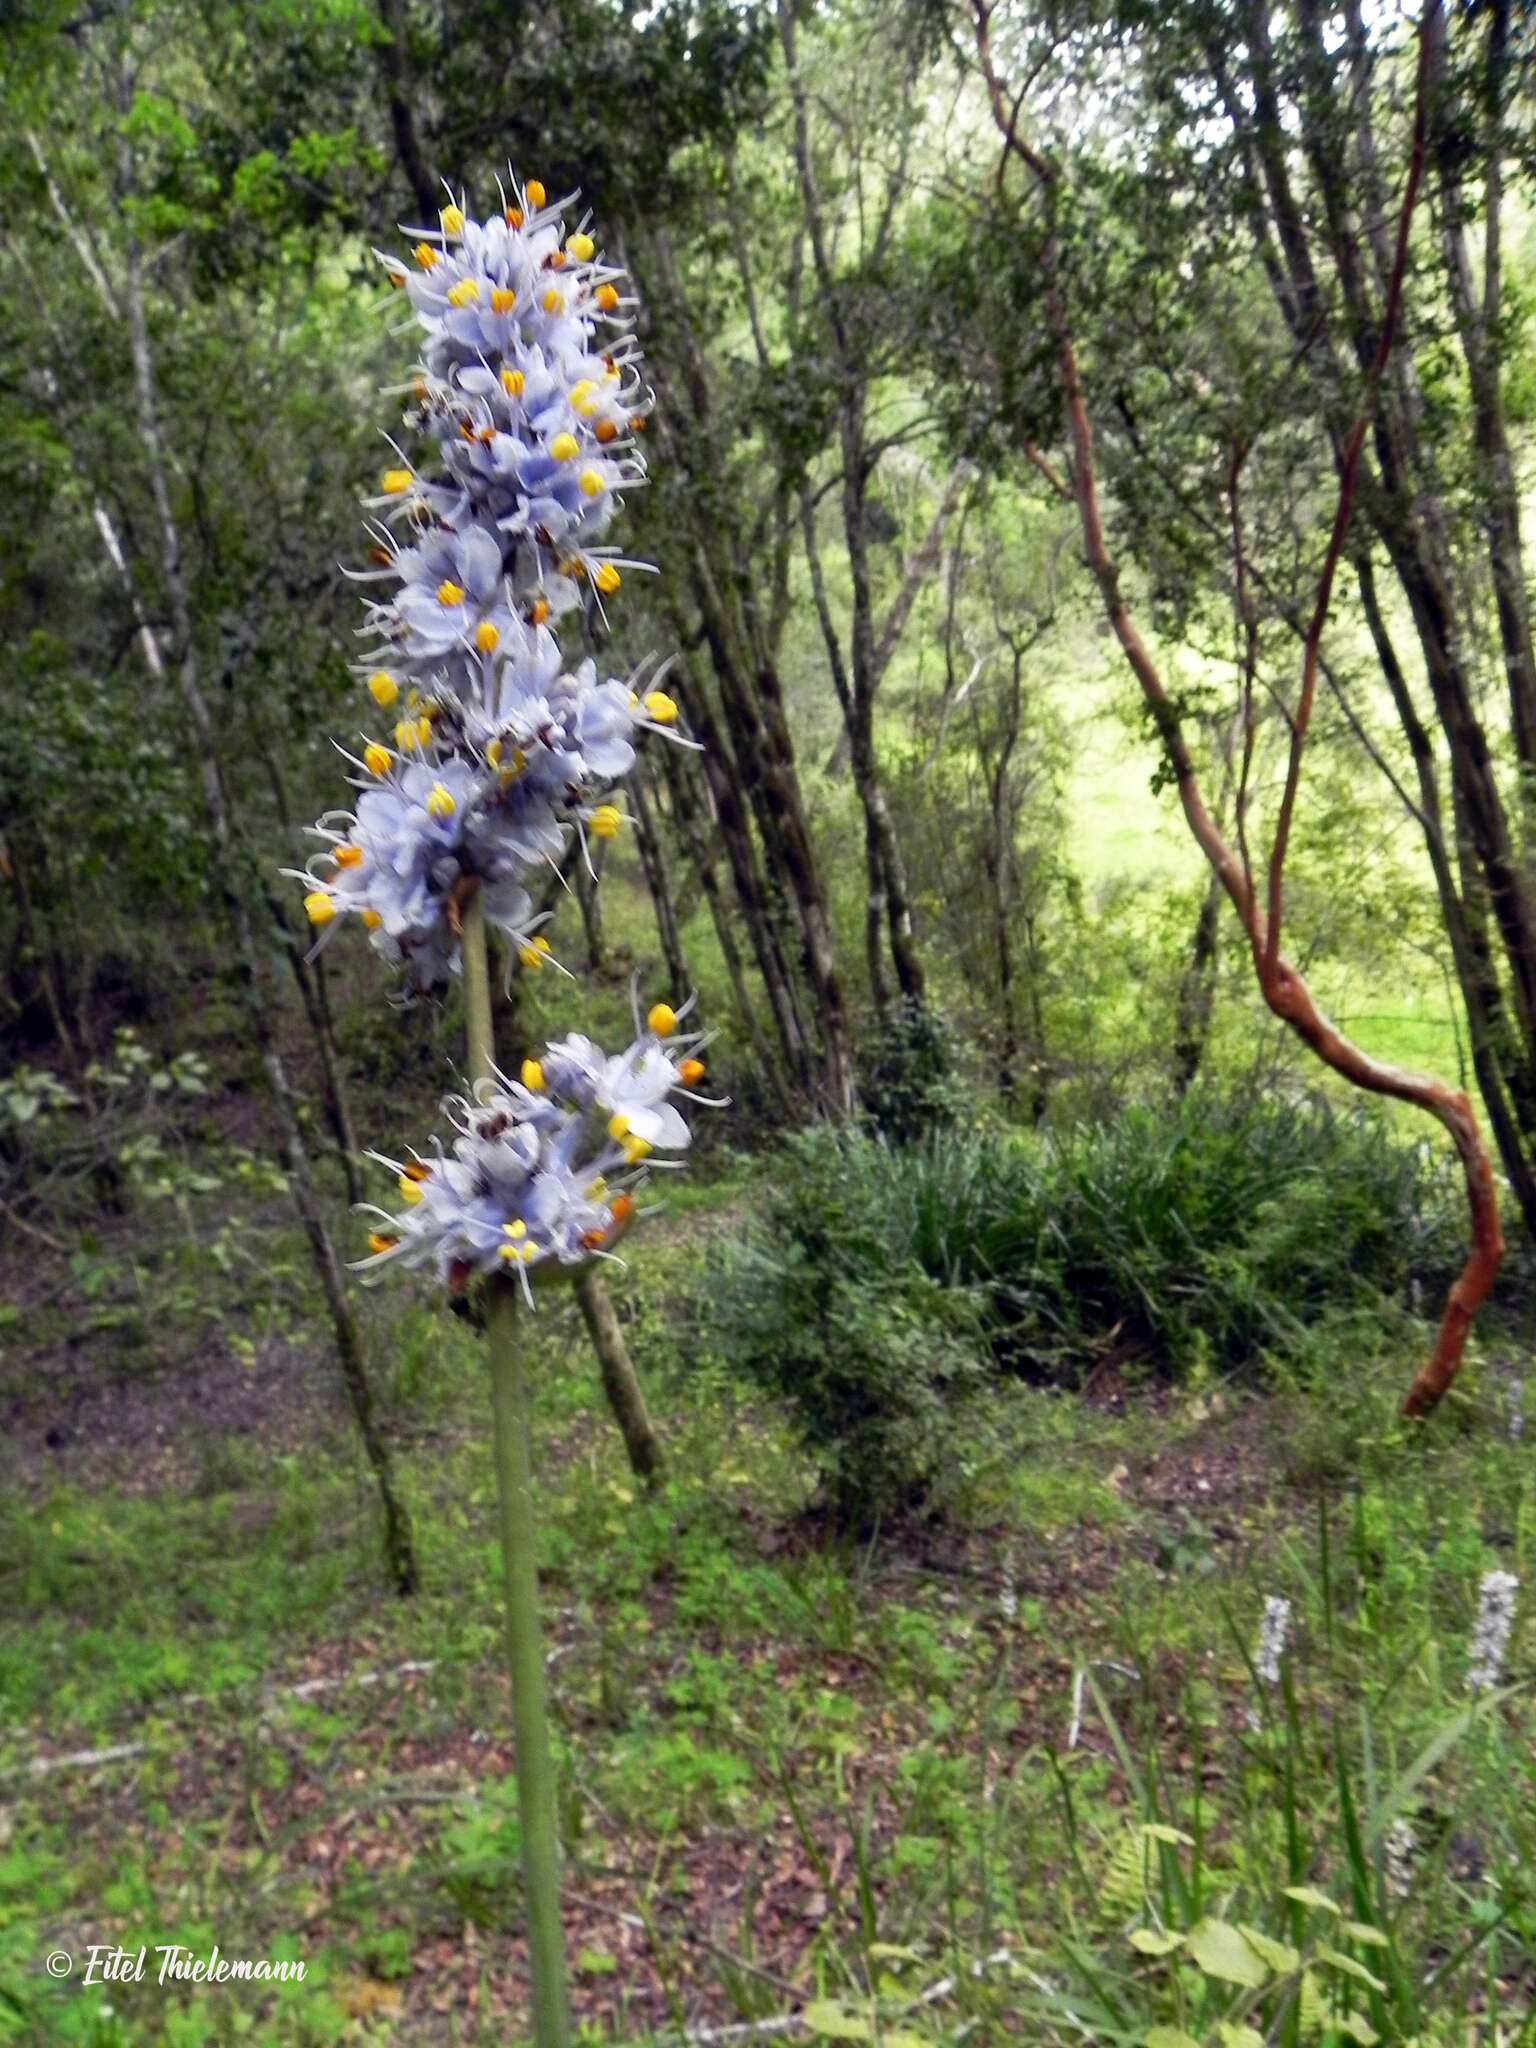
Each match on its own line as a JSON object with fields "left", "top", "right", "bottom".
{"left": 291, "top": 180, "right": 713, "bottom": 2048}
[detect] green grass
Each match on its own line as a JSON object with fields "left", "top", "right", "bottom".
{"left": 1, "top": 1186, "right": 1532, "bottom": 2044}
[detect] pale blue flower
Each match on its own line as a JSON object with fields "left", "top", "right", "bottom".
{"left": 355, "top": 1016, "right": 714, "bottom": 1301}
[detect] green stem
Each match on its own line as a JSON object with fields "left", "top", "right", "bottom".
{"left": 461, "top": 890, "right": 571, "bottom": 2048}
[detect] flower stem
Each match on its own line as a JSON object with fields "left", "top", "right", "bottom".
{"left": 461, "top": 889, "right": 571, "bottom": 2048}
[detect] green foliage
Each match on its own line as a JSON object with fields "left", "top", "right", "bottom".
{"left": 718, "top": 1126, "right": 992, "bottom": 1525}
{"left": 719, "top": 1094, "right": 1466, "bottom": 1468}
{"left": 859, "top": 996, "right": 963, "bottom": 1146}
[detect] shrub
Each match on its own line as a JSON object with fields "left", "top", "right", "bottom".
{"left": 717, "top": 1126, "right": 991, "bottom": 1526}
{"left": 717, "top": 1094, "right": 1467, "bottom": 1511}
{"left": 859, "top": 995, "right": 964, "bottom": 1145}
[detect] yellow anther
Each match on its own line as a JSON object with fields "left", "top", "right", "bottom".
{"left": 491, "top": 286, "right": 517, "bottom": 314}
{"left": 440, "top": 204, "right": 465, "bottom": 234}
{"left": 382, "top": 467, "right": 413, "bottom": 494}
{"left": 623, "top": 1134, "right": 653, "bottom": 1164}
{"left": 525, "top": 180, "right": 546, "bottom": 208}
{"left": 368, "top": 671, "right": 399, "bottom": 706}
{"left": 643, "top": 690, "right": 678, "bottom": 724}
{"left": 406, "top": 685, "right": 421, "bottom": 708}
{"left": 437, "top": 580, "right": 465, "bottom": 605}
{"left": 398, "top": 1175, "right": 424, "bottom": 1205}
{"left": 501, "top": 366, "right": 525, "bottom": 396}
{"left": 395, "top": 718, "right": 418, "bottom": 753}
{"left": 426, "top": 781, "right": 455, "bottom": 819}
{"left": 365, "top": 742, "right": 392, "bottom": 775}
{"left": 530, "top": 599, "right": 550, "bottom": 624}
{"left": 447, "top": 278, "right": 480, "bottom": 307}
{"left": 368, "top": 1231, "right": 398, "bottom": 1254}
{"left": 416, "top": 713, "right": 433, "bottom": 745}
{"left": 385, "top": 267, "right": 406, "bottom": 290}
{"left": 589, "top": 804, "right": 622, "bottom": 839}
{"left": 594, "top": 563, "right": 621, "bottom": 594}
{"left": 518, "top": 935, "right": 552, "bottom": 968}
{"left": 415, "top": 242, "right": 439, "bottom": 269}
{"left": 542, "top": 286, "right": 565, "bottom": 314}
{"left": 568, "top": 233, "right": 595, "bottom": 261}
{"left": 579, "top": 468, "right": 604, "bottom": 498}
{"left": 648, "top": 1003, "right": 677, "bottom": 1037}
{"left": 595, "top": 284, "right": 620, "bottom": 310}
{"left": 607, "top": 1111, "right": 630, "bottom": 1141}
{"left": 550, "top": 432, "right": 579, "bottom": 461}
{"left": 586, "top": 1176, "right": 609, "bottom": 1200}
{"left": 477, "top": 620, "right": 500, "bottom": 653}
{"left": 521, "top": 1058, "right": 546, "bottom": 1091}
{"left": 504, "top": 1218, "right": 528, "bottom": 1241}
{"left": 569, "top": 378, "right": 598, "bottom": 412}
{"left": 680, "top": 1058, "right": 706, "bottom": 1086}
{"left": 505, "top": 206, "right": 524, "bottom": 228}
{"left": 595, "top": 418, "right": 618, "bottom": 443}
{"left": 512, "top": 747, "right": 527, "bottom": 770}
{"left": 486, "top": 738, "right": 503, "bottom": 767}
{"left": 303, "top": 891, "right": 336, "bottom": 925}
{"left": 335, "top": 843, "right": 364, "bottom": 869}
{"left": 362, "top": 909, "right": 383, "bottom": 929}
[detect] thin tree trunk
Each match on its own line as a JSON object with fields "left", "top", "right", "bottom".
{"left": 574, "top": 839, "right": 608, "bottom": 977}
{"left": 660, "top": 741, "right": 793, "bottom": 1114}
{"left": 1172, "top": 874, "right": 1222, "bottom": 1098}
{"left": 115, "top": 75, "right": 417, "bottom": 1593}
{"left": 667, "top": 657, "right": 811, "bottom": 1097}
{"left": 374, "top": 0, "right": 439, "bottom": 220}
{"left": 574, "top": 1269, "right": 663, "bottom": 1488}
{"left": 628, "top": 758, "right": 691, "bottom": 1006}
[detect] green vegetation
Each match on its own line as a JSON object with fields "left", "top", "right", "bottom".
{"left": 3, "top": 0, "right": 1536, "bottom": 2038}
{"left": 2, "top": 1196, "right": 1532, "bottom": 2042}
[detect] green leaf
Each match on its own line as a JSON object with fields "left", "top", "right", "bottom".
{"left": 1334, "top": 2015, "right": 1380, "bottom": 2046}
{"left": 1130, "top": 1928, "right": 1186, "bottom": 1956}
{"left": 1146, "top": 2031, "right": 1203, "bottom": 2048}
{"left": 1341, "top": 1921, "right": 1390, "bottom": 1948}
{"left": 1141, "top": 1822, "right": 1195, "bottom": 1846}
{"left": 1238, "top": 1925, "right": 1299, "bottom": 1975}
{"left": 1314, "top": 1944, "right": 1387, "bottom": 1993}
{"left": 1218, "top": 2026, "right": 1265, "bottom": 2048}
{"left": 1187, "top": 1918, "right": 1269, "bottom": 1987}
{"left": 803, "top": 2000, "right": 874, "bottom": 2041}
{"left": 1282, "top": 1885, "right": 1340, "bottom": 1915}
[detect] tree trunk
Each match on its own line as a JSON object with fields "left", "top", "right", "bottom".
{"left": 574, "top": 1269, "right": 663, "bottom": 1489}
{"left": 628, "top": 759, "right": 691, "bottom": 1006}
{"left": 1172, "top": 874, "right": 1222, "bottom": 1099}
{"left": 116, "top": 79, "right": 417, "bottom": 1594}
